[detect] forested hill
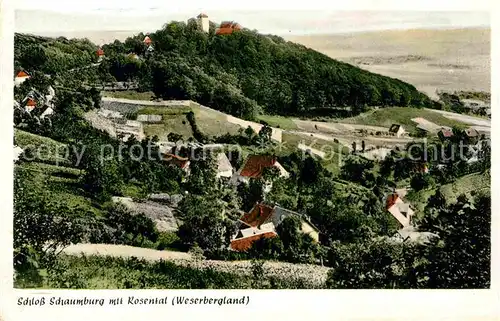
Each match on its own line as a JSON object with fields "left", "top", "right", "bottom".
{"left": 15, "top": 20, "right": 434, "bottom": 119}
{"left": 14, "top": 33, "right": 97, "bottom": 74}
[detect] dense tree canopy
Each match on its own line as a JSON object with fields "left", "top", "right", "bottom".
{"left": 16, "top": 22, "right": 431, "bottom": 120}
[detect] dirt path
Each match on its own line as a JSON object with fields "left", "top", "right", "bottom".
{"left": 293, "top": 119, "right": 389, "bottom": 134}
{"left": 63, "top": 243, "right": 191, "bottom": 261}
{"left": 62, "top": 243, "right": 331, "bottom": 285}
{"left": 425, "top": 108, "right": 491, "bottom": 127}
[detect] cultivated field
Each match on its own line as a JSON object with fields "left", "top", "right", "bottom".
{"left": 286, "top": 28, "right": 490, "bottom": 99}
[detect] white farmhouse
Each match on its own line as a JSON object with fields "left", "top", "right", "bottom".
{"left": 14, "top": 71, "right": 30, "bottom": 87}
{"left": 215, "top": 152, "right": 234, "bottom": 179}
{"left": 386, "top": 193, "right": 414, "bottom": 228}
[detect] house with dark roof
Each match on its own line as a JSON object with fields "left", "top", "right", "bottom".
{"left": 230, "top": 202, "right": 320, "bottom": 251}
{"left": 388, "top": 124, "right": 405, "bottom": 137}
{"left": 230, "top": 155, "right": 289, "bottom": 187}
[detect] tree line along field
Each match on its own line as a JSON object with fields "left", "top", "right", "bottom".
{"left": 340, "top": 107, "right": 467, "bottom": 133}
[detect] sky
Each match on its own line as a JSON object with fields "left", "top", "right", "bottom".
{"left": 14, "top": 0, "right": 491, "bottom": 35}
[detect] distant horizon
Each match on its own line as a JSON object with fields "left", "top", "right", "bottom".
{"left": 15, "top": 9, "right": 490, "bottom": 36}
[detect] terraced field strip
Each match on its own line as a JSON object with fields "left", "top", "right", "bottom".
{"left": 411, "top": 117, "right": 441, "bottom": 132}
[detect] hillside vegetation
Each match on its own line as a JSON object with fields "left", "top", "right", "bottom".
{"left": 13, "top": 24, "right": 490, "bottom": 290}
{"left": 19, "top": 21, "right": 431, "bottom": 120}
{"left": 14, "top": 33, "right": 97, "bottom": 74}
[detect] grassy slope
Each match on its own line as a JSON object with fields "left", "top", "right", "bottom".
{"left": 192, "top": 105, "right": 242, "bottom": 137}
{"left": 440, "top": 171, "right": 490, "bottom": 202}
{"left": 15, "top": 129, "right": 70, "bottom": 165}
{"left": 256, "top": 115, "right": 298, "bottom": 130}
{"left": 136, "top": 107, "right": 193, "bottom": 140}
{"left": 341, "top": 107, "right": 466, "bottom": 133}
{"left": 282, "top": 132, "right": 349, "bottom": 175}
{"left": 15, "top": 254, "right": 320, "bottom": 289}
{"left": 16, "top": 162, "right": 104, "bottom": 216}
{"left": 405, "top": 171, "right": 490, "bottom": 222}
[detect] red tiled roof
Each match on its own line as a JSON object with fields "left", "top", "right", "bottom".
{"left": 216, "top": 21, "right": 242, "bottom": 35}
{"left": 97, "top": 48, "right": 105, "bottom": 56}
{"left": 26, "top": 98, "right": 36, "bottom": 107}
{"left": 216, "top": 28, "right": 233, "bottom": 35}
{"left": 230, "top": 231, "right": 277, "bottom": 251}
{"left": 239, "top": 155, "right": 276, "bottom": 178}
{"left": 239, "top": 203, "right": 274, "bottom": 227}
{"left": 16, "top": 71, "right": 29, "bottom": 78}
{"left": 163, "top": 154, "right": 189, "bottom": 169}
{"left": 143, "top": 36, "right": 152, "bottom": 44}
{"left": 386, "top": 193, "right": 400, "bottom": 210}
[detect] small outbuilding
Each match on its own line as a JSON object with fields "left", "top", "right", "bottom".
{"left": 388, "top": 124, "right": 405, "bottom": 137}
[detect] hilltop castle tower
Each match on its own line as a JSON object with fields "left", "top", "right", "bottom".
{"left": 196, "top": 13, "right": 209, "bottom": 33}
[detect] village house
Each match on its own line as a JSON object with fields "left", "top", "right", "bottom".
{"left": 230, "top": 155, "right": 289, "bottom": 189}
{"left": 196, "top": 13, "right": 210, "bottom": 33}
{"left": 230, "top": 224, "right": 277, "bottom": 252}
{"left": 215, "top": 152, "right": 234, "bottom": 179}
{"left": 438, "top": 126, "right": 454, "bottom": 140}
{"left": 143, "top": 35, "right": 152, "bottom": 46}
{"left": 14, "top": 145, "right": 24, "bottom": 162}
{"left": 216, "top": 21, "right": 242, "bottom": 35}
{"left": 14, "top": 71, "right": 30, "bottom": 87}
{"left": 465, "top": 127, "right": 480, "bottom": 141}
{"left": 97, "top": 48, "right": 105, "bottom": 62}
{"left": 388, "top": 124, "right": 405, "bottom": 137}
{"left": 162, "top": 150, "right": 233, "bottom": 179}
{"left": 21, "top": 88, "right": 55, "bottom": 119}
{"left": 230, "top": 202, "right": 320, "bottom": 251}
{"left": 385, "top": 193, "right": 415, "bottom": 228}
{"left": 24, "top": 97, "right": 37, "bottom": 113}
{"left": 163, "top": 153, "right": 191, "bottom": 172}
